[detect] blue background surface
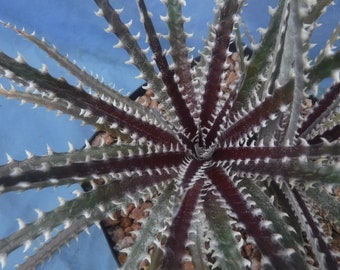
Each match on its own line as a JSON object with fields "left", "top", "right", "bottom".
{"left": 0, "top": 1, "right": 338, "bottom": 269}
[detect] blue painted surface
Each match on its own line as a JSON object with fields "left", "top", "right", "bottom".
{"left": 0, "top": 1, "right": 338, "bottom": 269}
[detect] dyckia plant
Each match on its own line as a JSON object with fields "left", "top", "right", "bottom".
{"left": 0, "top": 0, "right": 340, "bottom": 269}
